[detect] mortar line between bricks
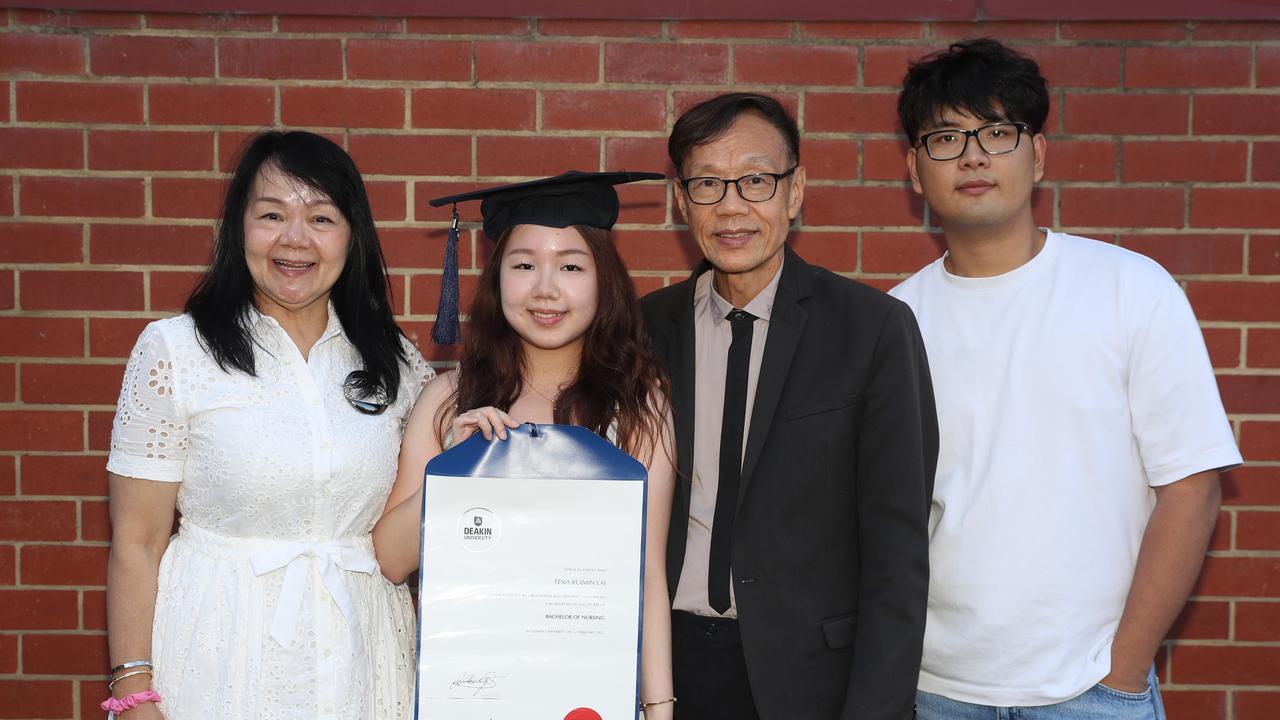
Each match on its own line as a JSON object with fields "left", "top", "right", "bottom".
{"left": 0, "top": 356, "right": 127, "bottom": 365}
{"left": 78, "top": 315, "right": 90, "bottom": 360}
{"left": 3, "top": 545, "right": 111, "bottom": 555}
{"left": 0, "top": 450, "right": 105, "bottom": 456}
{"left": 0, "top": 403, "right": 120, "bottom": 412}
{"left": 9, "top": 262, "right": 19, "bottom": 310}
{"left": 1204, "top": 553, "right": 1280, "bottom": 559}
{"left": 340, "top": 35, "right": 348, "bottom": 82}
{"left": 141, "top": 268, "right": 151, "bottom": 312}
{"left": 72, "top": 127, "right": 88, "bottom": 175}
{"left": 1085, "top": 229, "right": 1280, "bottom": 236}
{"left": 1161, "top": 684, "right": 1280, "bottom": 692}
{"left": 9, "top": 115, "right": 1271, "bottom": 135}
{"left": 0, "top": 310, "right": 174, "bottom": 319}
{"left": 6, "top": 130, "right": 671, "bottom": 146}
{"left": 1061, "top": 227, "right": 1280, "bottom": 235}
{"left": 0, "top": 122, "right": 299, "bottom": 132}
{"left": 1160, "top": 639, "right": 1280, "bottom": 647}
{"left": 1191, "top": 595, "right": 1280, "bottom": 603}
{"left": 0, "top": 671, "right": 121, "bottom": 685}
{"left": 1251, "top": 45, "right": 1258, "bottom": 88}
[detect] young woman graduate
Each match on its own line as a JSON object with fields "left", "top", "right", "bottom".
{"left": 372, "top": 170, "right": 677, "bottom": 718}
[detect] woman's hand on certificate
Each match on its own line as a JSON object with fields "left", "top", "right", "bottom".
{"left": 453, "top": 406, "right": 520, "bottom": 442}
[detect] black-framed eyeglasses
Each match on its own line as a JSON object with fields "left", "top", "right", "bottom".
{"left": 678, "top": 167, "right": 797, "bottom": 205}
{"left": 916, "top": 122, "right": 1030, "bottom": 161}
{"left": 343, "top": 370, "right": 388, "bottom": 415}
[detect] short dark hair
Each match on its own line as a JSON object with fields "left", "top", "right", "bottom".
{"left": 185, "top": 130, "right": 408, "bottom": 401}
{"left": 897, "top": 38, "right": 1050, "bottom": 143}
{"left": 668, "top": 93, "right": 800, "bottom": 175}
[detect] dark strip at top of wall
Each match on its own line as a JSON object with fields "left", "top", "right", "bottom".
{"left": 9, "top": 0, "right": 1280, "bottom": 21}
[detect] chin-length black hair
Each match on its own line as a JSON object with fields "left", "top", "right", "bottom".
{"left": 185, "top": 130, "right": 406, "bottom": 402}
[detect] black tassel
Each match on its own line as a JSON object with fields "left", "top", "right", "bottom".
{"left": 431, "top": 205, "right": 461, "bottom": 345}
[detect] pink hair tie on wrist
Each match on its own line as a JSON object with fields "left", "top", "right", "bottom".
{"left": 100, "top": 690, "right": 162, "bottom": 713}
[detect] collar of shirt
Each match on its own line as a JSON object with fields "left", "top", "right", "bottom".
{"left": 696, "top": 256, "right": 785, "bottom": 327}
{"left": 248, "top": 300, "right": 346, "bottom": 348}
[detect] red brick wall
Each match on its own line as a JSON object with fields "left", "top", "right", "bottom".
{"left": 0, "top": 9, "right": 1277, "bottom": 719}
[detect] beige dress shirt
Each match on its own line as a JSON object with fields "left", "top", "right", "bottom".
{"left": 672, "top": 260, "right": 784, "bottom": 618}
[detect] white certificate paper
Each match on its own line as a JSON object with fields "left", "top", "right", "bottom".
{"left": 415, "top": 427, "right": 647, "bottom": 720}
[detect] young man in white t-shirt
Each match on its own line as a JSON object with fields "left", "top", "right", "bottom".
{"left": 889, "top": 38, "right": 1242, "bottom": 719}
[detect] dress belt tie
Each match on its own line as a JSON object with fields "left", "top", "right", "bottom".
{"left": 249, "top": 538, "right": 377, "bottom": 671}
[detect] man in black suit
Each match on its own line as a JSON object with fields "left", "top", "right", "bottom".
{"left": 641, "top": 92, "right": 938, "bottom": 720}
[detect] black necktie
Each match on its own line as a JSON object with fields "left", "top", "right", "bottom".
{"left": 708, "top": 308, "right": 755, "bottom": 614}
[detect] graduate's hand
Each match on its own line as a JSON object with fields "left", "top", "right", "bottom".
{"left": 452, "top": 406, "right": 519, "bottom": 442}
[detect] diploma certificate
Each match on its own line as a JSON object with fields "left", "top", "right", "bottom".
{"left": 415, "top": 424, "right": 647, "bottom": 720}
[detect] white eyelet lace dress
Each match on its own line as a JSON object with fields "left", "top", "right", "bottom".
{"left": 107, "top": 309, "right": 433, "bottom": 720}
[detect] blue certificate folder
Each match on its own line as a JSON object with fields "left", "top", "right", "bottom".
{"left": 415, "top": 423, "right": 648, "bottom": 720}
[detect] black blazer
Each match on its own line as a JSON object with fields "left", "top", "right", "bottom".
{"left": 642, "top": 247, "right": 938, "bottom": 720}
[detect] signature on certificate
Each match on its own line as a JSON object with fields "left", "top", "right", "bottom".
{"left": 450, "top": 671, "right": 503, "bottom": 697}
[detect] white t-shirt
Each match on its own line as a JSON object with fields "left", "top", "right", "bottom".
{"left": 889, "top": 231, "right": 1241, "bottom": 706}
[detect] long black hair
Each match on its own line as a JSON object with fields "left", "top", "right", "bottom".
{"left": 185, "top": 130, "right": 407, "bottom": 401}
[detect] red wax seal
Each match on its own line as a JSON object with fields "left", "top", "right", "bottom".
{"left": 564, "top": 709, "right": 603, "bottom": 720}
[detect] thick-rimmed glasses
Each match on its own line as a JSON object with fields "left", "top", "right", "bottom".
{"left": 678, "top": 167, "right": 797, "bottom": 205}
{"left": 917, "top": 122, "right": 1030, "bottom": 161}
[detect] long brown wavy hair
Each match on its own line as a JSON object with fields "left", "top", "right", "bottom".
{"left": 437, "top": 224, "right": 670, "bottom": 458}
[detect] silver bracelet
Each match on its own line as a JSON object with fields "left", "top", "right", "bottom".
{"left": 108, "top": 667, "right": 153, "bottom": 690}
{"left": 109, "top": 659, "right": 153, "bottom": 677}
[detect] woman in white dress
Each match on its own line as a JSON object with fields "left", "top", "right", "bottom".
{"left": 373, "top": 171, "right": 677, "bottom": 719}
{"left": 104, "top": 131, "right": 432, "bottom": 719}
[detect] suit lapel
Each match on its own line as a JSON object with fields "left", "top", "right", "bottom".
{"left": 739, "top": 248, "right": 811, "bottom": 499}
{"left": 660, "top": 266, "right": 706, "bottom": 592}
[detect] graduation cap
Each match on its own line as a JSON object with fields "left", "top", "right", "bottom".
{"left": 426, "top": 170, "right": 665, "bottom": 345}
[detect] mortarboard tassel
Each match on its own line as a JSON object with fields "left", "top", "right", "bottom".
{"left": 431, "top": 205, "right": 461, "bottom": 345}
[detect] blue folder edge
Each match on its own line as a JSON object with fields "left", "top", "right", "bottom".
{"left": 426, "top": 422, "right": 647, "bottom": 480}
{"left": 412, "top": 423, "right": 650, "bottom": 720}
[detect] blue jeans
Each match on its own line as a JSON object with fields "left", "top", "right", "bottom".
{"left": 917, "top": 667, "right": 1165, "bottom": 720}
